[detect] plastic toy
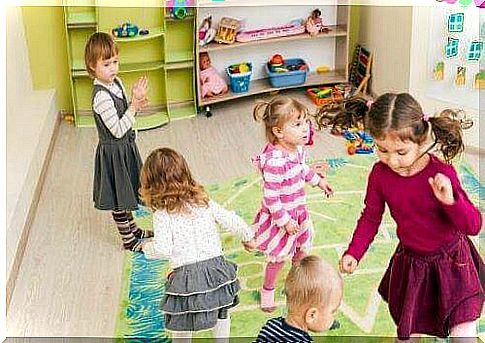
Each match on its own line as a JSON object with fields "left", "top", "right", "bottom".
{"left": 215, "top": 17, "right": 240, "bottom": 44}
{"left": 235, "top": 23, "right": 305, "bottom": 43}
{"left": 226, "top": 62, "right": 252, "bottom": 93}
{"left": 139, "top": 29, "right": 149, "bottom": 35}
{"left": 343, "top": 129, "right": 375, "bottom": 155}
{"left": 305, "top": 9, "right": 329, "bottom": 36}
{"left": 269, "top": 54, "right": 284, "bottom": 67}
{"left": 198, "top": 15, "right": 216, "bottom": 46}
{"left": 306, "top": 86, "right": 344, "bottom": 106}
{"left": 199, "top": 52, "right": 228, "bottom": 98}
{"left": 112, "top": 22, "right": 139, "bottom": 38}
{"left": 167, "top": 0, "right": 194, "bottom": 19}
{"left": 316, "top": 65, "right": 331, "bottom": 73}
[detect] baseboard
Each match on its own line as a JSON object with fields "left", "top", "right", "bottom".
{"left": 6, "top": 109, "right": 62, "bottom": 312}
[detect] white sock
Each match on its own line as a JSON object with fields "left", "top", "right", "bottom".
{"left": 213, "top": 317, "right": 231, "bottom": 342}
{"left": 171, "top": 330, "right": 192, "bottom": 343}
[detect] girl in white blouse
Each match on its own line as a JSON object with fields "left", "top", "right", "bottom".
{"left": 140, "top": 147, "right": 256, "bottom": 342}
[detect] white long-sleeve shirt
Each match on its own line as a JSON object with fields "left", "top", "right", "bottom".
{"left": 143, "top": 200, "right": 255, "bottom": 268}
{"left": 93, "top": 78, "right": 136, "bottom": 138}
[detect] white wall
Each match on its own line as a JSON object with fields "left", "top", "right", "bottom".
{"left": 409, "top": 6, "right": 481, "bottom": 149}
{"left": 357, "top": 5, "right": 413, "bottom": 94}
{"left": 6, "top": 7, "right": 58, "bottom": 290}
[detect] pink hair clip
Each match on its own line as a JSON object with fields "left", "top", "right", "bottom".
{"left": 366, "top": 100, "right": 374, "bottom": 109}
{"left": 422, "top": 113, "right": 430, "bottom": 122}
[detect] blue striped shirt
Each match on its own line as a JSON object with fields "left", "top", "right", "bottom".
{"left": 255, "top": 317, "right": 312, "bottom": 342}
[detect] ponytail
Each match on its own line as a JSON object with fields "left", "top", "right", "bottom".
{"left": 253, "top": 101, "right": 270, "bottom": 122}
{"left": 314, "top": 96, "right": 369, "bottom": 134}
{"left": 429, "top": 109, "right": 471, "bottom": 162}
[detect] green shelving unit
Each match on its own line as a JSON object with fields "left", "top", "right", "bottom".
{"left": 64, "top": 3, "right": 197, "bottom": 129}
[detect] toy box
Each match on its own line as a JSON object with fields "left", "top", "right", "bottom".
{"left": 226, "top": 62, "right": 252, "bottom": 93}
{"left": 306, "top": 86, "right": 344, "bottom": 106}
{"left": 265, "top": 58, "right": 308, "bottom": 88}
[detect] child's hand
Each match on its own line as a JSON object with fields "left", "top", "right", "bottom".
{"left": 133, "top": 76, "right": 148, "bottom": 100}
{"left": 284, "top": 220, "right": 299, "bottom": 235}
{"left": 339, "top": 254, "right": 358, "bottom": 274}
{"left": 242, "top": 238, "right": 257, "bottom": 252}
{"left": 318, "top": 178, "right": 334, "bottom": 197}
{"left": 312, "top": 161, "right": 329, "bottom": 178}
{"left": 131, "top": 76, "right": 149, "bottom": 112}
{"left": 428, "top": 173, "right": 454, "bottom": 205}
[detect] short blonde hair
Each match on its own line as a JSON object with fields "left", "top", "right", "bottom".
{"left": 84, "top": 32, "right": 119, "bottom": 78}
{"left": 253, "top": 96, "right": 309, "bottom": 144}
{"left": 284, "top": 255, "right": 342, "bottom": 311}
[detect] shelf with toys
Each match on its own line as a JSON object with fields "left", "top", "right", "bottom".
{"left": 199, "top": 25, "right": 348, "bottom": 53}
{"left": 63, "top": 2, "right": 198, "bottom": 129}
{"left": 195, "top": 5, "right": 350, "bottom": 113}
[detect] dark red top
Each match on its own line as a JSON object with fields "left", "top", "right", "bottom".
{"left": 345, "top": 154, "right": 482, "bottom": 261}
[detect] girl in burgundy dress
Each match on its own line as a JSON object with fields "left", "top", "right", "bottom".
{"left": 338, "top": 93, "right": 484, "bottom": 341}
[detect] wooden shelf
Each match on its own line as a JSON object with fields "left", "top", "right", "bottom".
{"left": 165, "top": 14, "right": 195, "bottom": 22}
{"left": 165, "top": 61, "right": 193, "bottom": 70}
{"left": 168, "top": 101, "right": 197, "bottom": 121}
{"left": 199, "top": 70, "right": 347, "bottom": 106}
{"left": 66, "top": 11, "right": 96, "bottom": 28}
{"left": 114, "top": 27, "right": 164, "bottom": 43}
{"left": 166, "top": 50, "right": 193, "bottom": 64}
{"left": 199, "top": 25, "right": 347, "bottom": 53}
{"left": 72, "top": 61, "right": 165, "bottom": 78}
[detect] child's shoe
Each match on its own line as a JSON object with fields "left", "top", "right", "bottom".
{"left": 132, "top": 227, "right": 154, "bottom": 239}
{"left": 260, "top": 288, "right": 276, "bottom": 313}
{"left": 123, "top": 237, "right": 144, "bottom": 252}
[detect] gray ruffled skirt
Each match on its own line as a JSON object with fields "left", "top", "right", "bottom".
{"left": 162, "top": 255, "right": 241, "bottom": 332}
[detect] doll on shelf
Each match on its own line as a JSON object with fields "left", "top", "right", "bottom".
{"left": 199, "top": 52, "right": 228, "bottom": 98}
{"left": 306, "top": 9, "right": 326, "bottom": 36}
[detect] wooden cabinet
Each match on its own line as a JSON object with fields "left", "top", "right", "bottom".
{"left": 195, "top": 4, "right": 350, "bottom": 110}
{"left": 64, "top": 4, "right": 197, "bottom": 129}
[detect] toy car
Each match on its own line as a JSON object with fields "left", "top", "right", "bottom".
{"left": 112, "top": 23, "right": 139, "bottom": 38}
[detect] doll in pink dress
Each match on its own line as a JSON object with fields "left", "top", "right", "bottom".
{"left": 199, "top": 52, "right": 228, "bottom": 98}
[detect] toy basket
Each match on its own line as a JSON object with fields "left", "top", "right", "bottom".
{"left": 226, "top": 62, "right": 252, "bottom": 93}
{"left": 265, "top": 58, "right": 307, "bottom": 88}
{"left": 306, "top": 86, "right": 344, "bottom": 106}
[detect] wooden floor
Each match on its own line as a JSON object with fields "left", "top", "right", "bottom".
{"left": 6, "top": 90, "right": 481, "bottom": 338}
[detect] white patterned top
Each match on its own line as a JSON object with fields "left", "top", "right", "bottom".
{"left": 93, "top": 77, "right": 135, "bottom": 138}
{"left": 143, "top": 200, "right": 254, "bottom": 268}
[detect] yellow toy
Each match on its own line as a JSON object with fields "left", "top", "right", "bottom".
{"left": 215, "top": 17, "right": 240, "bottom": 44}
{"left": 316, "top": 65, "right": 331, "bottom": 73}
{"left": 239, "top": 63, "right": 250, "bottom": 73}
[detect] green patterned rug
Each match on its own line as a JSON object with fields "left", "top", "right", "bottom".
{"left": 116, "top": 154, "right": 484, "bottom": 341}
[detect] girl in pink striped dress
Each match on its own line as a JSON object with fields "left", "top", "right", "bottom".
{"left": 249, "top": 96, "right": 333, "bottom": 312}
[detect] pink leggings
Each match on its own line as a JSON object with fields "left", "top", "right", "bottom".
{"left": 263, "top": 249, "right": 306, "bottom": 290}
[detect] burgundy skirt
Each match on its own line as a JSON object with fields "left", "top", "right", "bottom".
{"left": 378, "top": 234, "right": 484, "bottom": 339}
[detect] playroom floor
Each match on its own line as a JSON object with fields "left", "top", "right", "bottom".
{"left": 6, "top": 89, "right": 482, "bottom": 339}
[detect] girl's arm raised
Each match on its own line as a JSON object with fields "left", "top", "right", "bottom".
{"left": 344, "top": 164, "right": 386, "bottom": 262}
{"left": 209, "top": 200, "right": 254, "bottom": 242}
{"left": 142, "top": 211, "right": 173, "bottom": 259}
{"left": 438, "top": 166, "right": 482, "bottom": 236}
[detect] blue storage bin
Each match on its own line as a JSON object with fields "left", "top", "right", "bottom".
{"left": 265, "top": 58, "right": 308, "bottom": 88}
{"left": 226, "top": 62, "right": 252, "bottom": 93}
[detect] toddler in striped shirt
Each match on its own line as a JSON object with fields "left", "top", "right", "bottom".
{"left": 249, "top": 96, "right": 333, "bottom": 312}
{"left": 255, "top": 255, "right": 343, "bottom": 342}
